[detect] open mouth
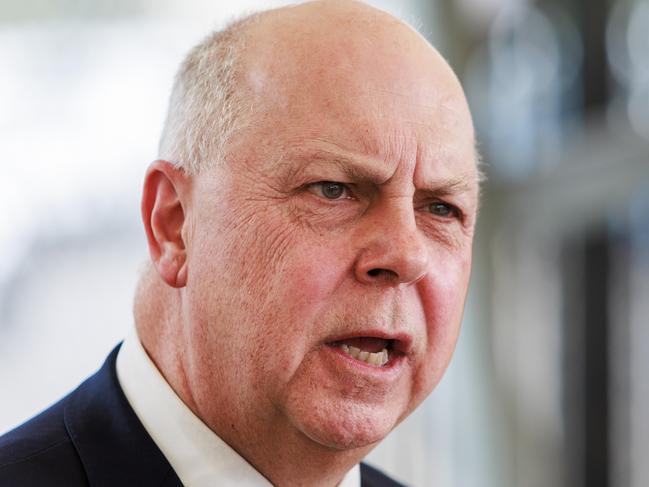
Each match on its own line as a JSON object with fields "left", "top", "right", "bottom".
{"left": 329, "top": 337, "right": 400, "bottom": 368}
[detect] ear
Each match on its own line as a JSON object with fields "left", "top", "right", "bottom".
{"left": 141, "top": 160, "right": 191, "bottom": 288}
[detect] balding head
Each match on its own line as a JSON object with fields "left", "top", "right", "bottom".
{"left": 157, "top": 0, "right": 477, "bottom": 177}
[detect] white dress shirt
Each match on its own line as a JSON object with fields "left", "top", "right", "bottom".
{"left": 116, "top": 331, "right": 361, "bottom": 487}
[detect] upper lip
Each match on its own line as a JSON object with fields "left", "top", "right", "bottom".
{"left": 325, "top": 329, "right": 413, "bottom": 355}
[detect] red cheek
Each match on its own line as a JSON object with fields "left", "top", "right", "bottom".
{"left": 418, "top": 258, "right": 471, "bottom": 348}
{"left": 281, "top": 243, "right": 351, "bottom": 312}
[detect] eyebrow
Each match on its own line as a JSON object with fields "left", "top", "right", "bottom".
{"left": 286, "top": 148, "right": 391, "bottom": 183}
{"left": 283, "top": 145, "right": 478, "bottom": 197}
{"left": 416, "top": 177, "right": 475, "bottom": 197}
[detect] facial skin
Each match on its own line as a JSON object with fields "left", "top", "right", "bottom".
{"left": 140, "top": 1, "right": 479, "bottom": 485}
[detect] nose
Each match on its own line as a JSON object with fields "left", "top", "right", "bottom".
{"left": 353, "top": 204, "right": 429, "bottom": 286}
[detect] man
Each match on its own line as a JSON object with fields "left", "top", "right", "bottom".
{"left": 0, "top": 0, "right": 480, "bottom": 485}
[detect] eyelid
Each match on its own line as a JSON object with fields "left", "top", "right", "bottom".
{"left": 306, "top": 181, "right": 355, "bottom": 200}
{"left": 422, "top": 199, "right": 464, "bottom": 222}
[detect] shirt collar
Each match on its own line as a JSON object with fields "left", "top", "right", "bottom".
{"left": 116, "top": 330, "right": 361, "bottom": 487}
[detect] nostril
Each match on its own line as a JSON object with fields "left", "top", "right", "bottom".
{"left": 366, "top": 268, "right": 398, "bottom": 279}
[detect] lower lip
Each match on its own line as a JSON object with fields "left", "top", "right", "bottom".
{"left": 325, "top": 344, "right": 405, "bottom": 379}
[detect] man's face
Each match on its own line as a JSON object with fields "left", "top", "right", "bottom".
{"left": 180, "top": 19, "right": 479, "bottom": 452}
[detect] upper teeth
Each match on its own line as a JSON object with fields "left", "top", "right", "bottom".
{"left": 340, "top": 344, "right": 389, "bottom": 367}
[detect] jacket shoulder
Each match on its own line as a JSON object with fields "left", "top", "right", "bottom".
{"left": 361, "top": 462, "right": 407, "bottom": 487}
{"left": 0, "top": 345, "right": 181, "bottom": 487}
{"left": 0, "top": 397, "right": 88, "bottom": 486}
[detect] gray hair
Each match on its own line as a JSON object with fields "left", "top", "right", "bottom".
{"left": 158, "top": 15, "right": 258, "bottom": 174}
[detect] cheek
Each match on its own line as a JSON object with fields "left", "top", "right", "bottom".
{"left": 286, "top": 245, "right": 347, "bottom": 304}
{"left": 250, "top": 239, "right": 353, "bottom": 396}
{"left": 270, "top": 240, "right": 351, "bottom": 334}
{"left": 426, "top": 248, "right": 472, "bottom": 331}
{"left": 411, "top": 252, "right": 472, "bottom": 393}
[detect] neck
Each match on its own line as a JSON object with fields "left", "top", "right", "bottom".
{"left": 134, "top": 271, "right": 201, "bottom": 414}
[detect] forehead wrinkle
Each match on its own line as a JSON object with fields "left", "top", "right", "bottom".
{"left": 282, "top": 142, "right": 396, "bottom": 184}
{"left": 414, "top": 176, "right": 475, "bottom": 197}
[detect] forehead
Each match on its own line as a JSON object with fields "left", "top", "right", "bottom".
{"left": 230, "top": 11, "right": 478, "bottom": 190}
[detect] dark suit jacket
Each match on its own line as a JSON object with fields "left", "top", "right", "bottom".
{"left": 0, "top": 346, "right": 405, "bottom": 487}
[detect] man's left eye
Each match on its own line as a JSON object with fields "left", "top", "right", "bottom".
{"left": 308, "top": 181, "right": 350, "bottom": 200}
{"left": 428, "top": 202, "right": 457, "bottom": 218}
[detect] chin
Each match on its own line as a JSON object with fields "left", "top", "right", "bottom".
{"left": 285, "top": 397, "right": 406, "bottom": 451}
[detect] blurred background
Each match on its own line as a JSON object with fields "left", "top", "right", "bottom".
{"left": 0, "top": 0, "right": 647, "bottom": 485}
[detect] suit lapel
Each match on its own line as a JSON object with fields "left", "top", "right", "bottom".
{"left": 63, "top": 345, "right": 183, "bottom": 487}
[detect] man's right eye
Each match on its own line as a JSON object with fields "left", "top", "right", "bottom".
{"left": 307, "top": 181, "right": 350, "bottom": 200}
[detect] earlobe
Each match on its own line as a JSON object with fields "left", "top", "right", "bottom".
{"left": 141, "top": 160, "right": 190, "bottom": 288}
